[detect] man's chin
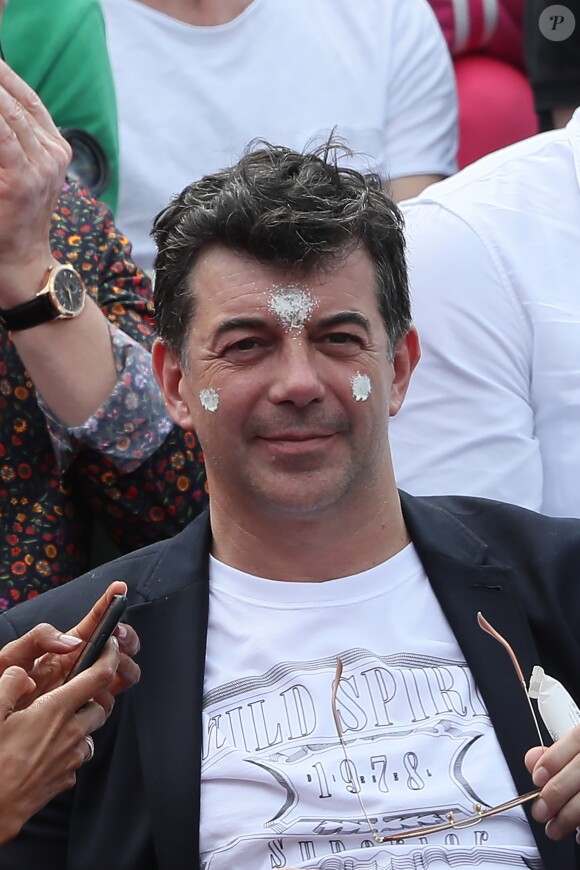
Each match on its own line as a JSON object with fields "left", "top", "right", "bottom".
{"left": 249, "top": 477, "right": 352, "bottom": 518}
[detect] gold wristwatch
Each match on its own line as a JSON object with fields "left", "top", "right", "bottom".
{"left": 0, "top": 264, "right": 86, "bottom": 331}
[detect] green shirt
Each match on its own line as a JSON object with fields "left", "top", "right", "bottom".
{"left": 3, "top": 0, "right": 119, "bottom": 212}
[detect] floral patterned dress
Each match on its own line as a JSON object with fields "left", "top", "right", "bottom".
{"left": 0, "top": 182, "right": 207, "bottom": 610}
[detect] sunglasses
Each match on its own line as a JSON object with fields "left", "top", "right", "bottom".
{"left": 330, "top": 613, "right": 545, "bottom": 843}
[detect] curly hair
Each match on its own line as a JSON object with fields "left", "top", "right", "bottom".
{"left": 152, "top": 141, "right": 411, "bottom": 362}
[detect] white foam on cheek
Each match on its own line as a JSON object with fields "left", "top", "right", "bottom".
{"left": 351, "top": 372, "right": 372, "bottom": 402}
{"left": 267, "top": 286, "right": 316, "bottom": 330}
{"left": 199, "top": 387, "right": 219, "bottom": 413}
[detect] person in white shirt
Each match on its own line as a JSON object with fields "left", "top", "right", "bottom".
{"left": 390, "top": 110, "right": 580, "bottom": 516}
{"left": 102, "top": 0, "right": 458, "bottom": 272}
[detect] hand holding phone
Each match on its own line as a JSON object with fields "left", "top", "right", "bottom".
{"left": 64, "top": 593, "right": 127, "bottom": 682}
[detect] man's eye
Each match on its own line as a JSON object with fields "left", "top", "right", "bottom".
{"left": 323, "top": 332, "right": 358, "bottom": 345}
{"left": 230, "top": 338, "right": 261, "bottom": 352}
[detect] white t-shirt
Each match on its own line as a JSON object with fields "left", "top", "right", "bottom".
{"left": 101, "top": 0, "right": 457, "bottom": 271}
{"left": 201, "top": 546, "right": 540, "bottom": 869}
{"left": 391, "top": 110, "right": 580, "bottom": 517}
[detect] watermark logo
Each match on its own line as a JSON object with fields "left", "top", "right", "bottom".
{"left": 539, "top": 4, "right": 576, "bottom": 40}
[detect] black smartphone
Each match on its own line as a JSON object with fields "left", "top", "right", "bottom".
{"left": 64, "top": 593, "right": 127, "bottom": 682}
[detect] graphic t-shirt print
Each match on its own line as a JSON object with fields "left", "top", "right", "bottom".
{"left": 200, "top": 649, "right": 540, "bottom": 869}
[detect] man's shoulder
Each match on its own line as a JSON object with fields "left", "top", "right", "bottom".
{"left": 0, "top": 513, "right": 210, "bottom": 644}
{"left": 409, "top": 491, "right": 580, "bottom": 527}
{"left": 403, "top": 491, "right": 580, "bottom": 556}
{"left": 403, "top": 126, "right": 574, "bottom": 220}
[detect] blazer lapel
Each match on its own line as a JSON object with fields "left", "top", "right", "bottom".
{"left": 400, "top": 492, "right": 574, "bottom": 868}
{"left": 127, "top": 515, "right": 211, "bottom": 868}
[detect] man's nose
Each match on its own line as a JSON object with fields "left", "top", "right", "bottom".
{"left": 268, "top": 340, "right": 326, "bottom": 407}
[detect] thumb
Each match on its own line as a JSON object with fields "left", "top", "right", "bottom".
{"left": 0, "top": 666, "right": 36, "bottom": 719}
{"left": 525, "top": 745, "right": 548, "bottom": 776}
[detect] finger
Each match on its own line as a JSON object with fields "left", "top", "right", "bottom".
{"left": 115, "top": 654, "right": 141, "bottom": 692}
{"left": 101, "top": 652, "right": 141, "bottom": 699}
{"left": 70, "top": 582, "right": 128, "bottom": 643}
{"left": 529, "top": 729, "right": 580, "bottom": 836}
{"left": 0, "top": 113, "right": 31, "bottom": 173}
{"left": 0, "top": 666, "right": 36, "bottom": 718}
{"left": 0, "top": 88, "right": 53, "bottom": 168}
{"left": 0, "top": 60, "right": 61, "bottom": 138}
{"left": 91, "top": 652, "right": 140, "bottom": 717}
{"left": 0, "top": 623, "right": 82, "bottom": 674}
{"left": 50, "top": 636, "right": 121, "bottom": 714}
{"left": 90, "top": 689, "right": 115, "bottom": 719}
{"left": 114, "top": 623, "right": 140, "bottom": 657}
{"left": 531, "top": 727, "right": 580, "bottom": 786}
{"left": 80, "top": 734, "right": 95, "bottom": 763}
{"left": 74, "top": 699, "right": 108, "bottom": 736}
{"left": 544, "top": 788, "right": 580, "bottom": 840}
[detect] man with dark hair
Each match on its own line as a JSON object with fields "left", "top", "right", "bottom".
{"left": 2, "top": 143, "right": 580, "bottom": 869}
{"left": 153, "top": 145, "right": 411, "bottom": 362}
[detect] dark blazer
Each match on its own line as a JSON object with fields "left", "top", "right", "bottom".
{"left": 1, "top": 492, "right": 580, "bottom": 869}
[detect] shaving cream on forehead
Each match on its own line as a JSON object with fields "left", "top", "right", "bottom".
{"left": 199, "top": 387, "right": 219, "bottom": 413}
{"left": 351, "top": 372, "right": 371, "bottom": 402}
{"left": 267, "top": 286, "right": 316, "bottom": 330}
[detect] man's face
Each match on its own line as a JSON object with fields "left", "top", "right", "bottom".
{"left": 154, "top": 244, "right": 418, "bottom": 518}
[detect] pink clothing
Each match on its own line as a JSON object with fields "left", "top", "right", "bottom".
{"left": 429, "top": 0, "right": 535, "bottom": 167}
{"left": 429, "top": 0, "right": 524, "bottom": 69}
{"left": 455, "top": 54, "right": 537, "bottom": 166}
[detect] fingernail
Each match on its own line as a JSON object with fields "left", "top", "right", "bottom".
{"left": 110, "top": 635, "right": 119, "bottom": 651}
{"left": 59, "top": 634, "right": 83, "bottom": 647}
{"left": 533, "top": 766, "right": 549, "bottom": 788}
{"left": 533, "top": 798, "right": 550, "bottom": 823}
{"left": 116, "top": 624, "right": 127, "bottom": 639}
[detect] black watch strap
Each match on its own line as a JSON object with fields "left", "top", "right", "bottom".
{"left": 0, "top": 293, "right": 57, "bottom": 331}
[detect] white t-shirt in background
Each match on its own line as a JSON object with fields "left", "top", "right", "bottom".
{"left": 391, "top": 110, "right": 580, "bottom": 518}
{"left": 102, "top": 0, "right": 457, "bottom": 271}
{"left": 201, "top": 546, "right": 540, "bottom": 870}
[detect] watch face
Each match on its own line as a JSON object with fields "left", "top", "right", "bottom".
{"left": 51, "top": 267, "right": 85, "bottom": 316}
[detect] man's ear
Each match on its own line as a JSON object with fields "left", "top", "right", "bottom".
{"left": 152, "top": 338, "right": 197, "bottom": 430}
{"left": 388, "top": 326, "right": 421, "bottom": 417}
